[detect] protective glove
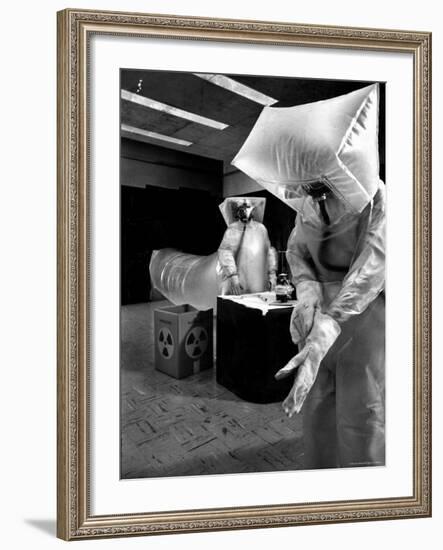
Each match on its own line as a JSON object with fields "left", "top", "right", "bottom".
{"left": 268, "top": 272, "right": 277, "bottom": 291}
{"left": 290, "top": 280, "right": 323, "bottom": 344}
{"left": 275, "top": 309, "right": 341, "bottom": 417}
{"left": 228, "top": 274, "right": 243, "bottom": 295}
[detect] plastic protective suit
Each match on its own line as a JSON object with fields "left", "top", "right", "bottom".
{"left": 232, "top": 83, "right": 385, "bottom": 469}
{"left": 218, "top": 197, "right": 277, "bottom": 295}
{"left": 149, "top": 197, "right": 277, "bottom": 311}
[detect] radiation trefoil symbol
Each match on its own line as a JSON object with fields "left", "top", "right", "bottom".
{"left": 158, "top": 327, "right": 174, "bottom": 359}
{"left": 185, "top": 326, "right": 208, "bottom": 359}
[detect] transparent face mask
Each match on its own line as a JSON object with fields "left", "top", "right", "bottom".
{"left": 301, "top": 180, "right": 334, "bottom": 225}
{"left": 235, "top": 201, "right": 254, "bottom": 223}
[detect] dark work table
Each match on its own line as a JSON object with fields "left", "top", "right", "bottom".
{"left": 216, "top": 295, "right": 297, "bottom": 404}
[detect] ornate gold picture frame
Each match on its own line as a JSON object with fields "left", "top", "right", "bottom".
{"left": 57, "top": 8, "right": 431, "bottom": 540}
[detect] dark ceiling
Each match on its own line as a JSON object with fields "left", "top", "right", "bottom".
{"left": 120, "top": 70, "right": 385, "bottom": 175}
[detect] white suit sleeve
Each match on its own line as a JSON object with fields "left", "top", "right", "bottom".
{"left": 268, "top": 245, "right": 278, "bottom": 275}
{"left": 326, "top": 184, "right": 386, "bottom": 324}
{"left": 217, "top": 224, "right": 243, "bottom": 278}
{"left": 286, "top": 219, "right": 319, "bottom": 285}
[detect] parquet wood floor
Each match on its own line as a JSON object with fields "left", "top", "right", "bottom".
{"left": 121, "top": 302, "right": 304, "bottom": 479}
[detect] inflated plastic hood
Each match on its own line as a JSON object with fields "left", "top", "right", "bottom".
{"left": 231, "top": 84, "right": 380, "bottom": 213}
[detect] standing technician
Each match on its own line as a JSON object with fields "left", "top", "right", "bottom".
{"left": 232, "top": 83, "right": 385, "bottom": 469}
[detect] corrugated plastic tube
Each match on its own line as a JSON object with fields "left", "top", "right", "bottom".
{"left": 149, "top": 248, "right": 223, "bottom": 311}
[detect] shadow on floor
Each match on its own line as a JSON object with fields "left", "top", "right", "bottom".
{"left": 24, "top": 519, "right": 56, "bottom": 537}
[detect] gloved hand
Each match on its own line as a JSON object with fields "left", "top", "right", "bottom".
{"left": 268, "top": 272, "right": 277, "bottom": 291}
{"left": 228, "top": 274, "right": 243, "bottom": 295}
{"left": 275, "top": 309, "right": 341, "bottom": 417}
{"left": 290, "top": 280, "right": 323, "bottom": 344}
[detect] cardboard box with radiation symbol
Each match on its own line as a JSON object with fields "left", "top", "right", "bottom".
{"left": 154, "top": 305, "right": 213, "bottom": 379}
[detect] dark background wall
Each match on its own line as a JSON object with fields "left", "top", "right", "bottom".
{"left": 121, "top": 139, "right": 225, "bottom": 304}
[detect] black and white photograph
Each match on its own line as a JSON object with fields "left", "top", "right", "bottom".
{"left": 120, "top": 70, "right": 386, "bottom": 479}
{"left": 1, "top": 0, "right": 438, "bottom": 545}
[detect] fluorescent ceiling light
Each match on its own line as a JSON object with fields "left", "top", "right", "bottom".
{"left": 121, "top": 90, "right": 228, "bottom": 130}
{"left": 121, "top": 124, "right": 193, "bottom": 147}
{"left": 194, "top": 74, "right": 278, "bottom": 106}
